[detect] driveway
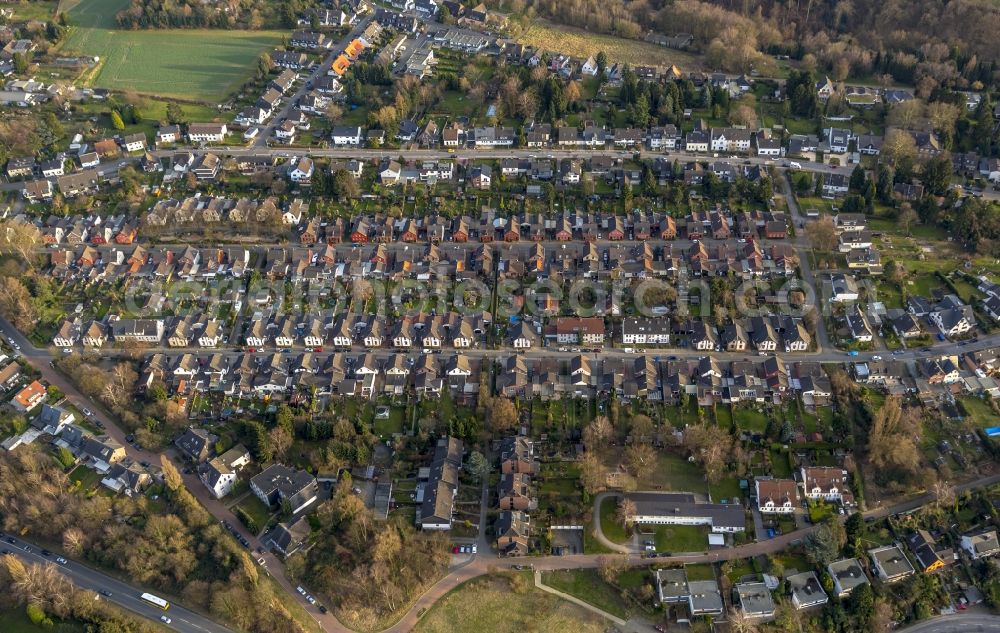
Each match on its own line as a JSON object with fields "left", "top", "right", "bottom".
{"left": 591, "top": 492, "right": 633, "bottom": 554}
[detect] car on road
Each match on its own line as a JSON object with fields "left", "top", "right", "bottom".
{"left": 307, "top": 595, "right": 317, "bottom": 605}
{"left": 41, "top": 549, "right": 51, "bottom": 556}
{"left": 160, "top": 616, "right": 171, "bottom": 624}
{"left": 319, "top": 605, "right": 328, "bottom": 614}
{"left": 82, "top": 408, "right": 93, "bottom": 417}
{"left": 56, "top": 557, "right": 67, "bottom": 565}
{"left": 100, "top": 590, "right": 112, "bottom": 597}
{"left": 11, "top": 343, "right": 19, "bottom": 350}
{"left": 1, "top": 549, "right": 9, "bottom": 555}
{"left": 6, "top": 537, "right": 15, "bottom": 544}
{"left": 296, "top": 586, "right": 306, "bottom": 595}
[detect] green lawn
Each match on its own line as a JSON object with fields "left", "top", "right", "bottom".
{"left": 416, "top": 574, "right": 606, "bottom": 633}
{"left": 709, "top": 477, "right": 743, "bottom": 504}
{"left": 542, "top": 570, "right": 641, "bottom": 620}
{"left": 638, "top": 452, "right": 708, "bottom": 492}
{"left": 725, "top": 560, "right": 757, "bottom": 583}
{"left": 684, "top": 564, "right": 716, "bottom": 581}
{"left": 794, "top": 195, "right": 837, "bottom": 216}
{"left": 807, "top": 500, "right": 836, "bottom": 523}
{"left": 373, "top": 405, "right": 405, "bottom": 437}
{"left": 770, "top": 449, "right": 793, "bottom": 478}
{"left": 652, "top": 524, "right": 708, "bottom": 553}
{"left": 959, "top": 396, "right": 1000, "bottom": 429}
{"left": 61, "top": 0, "right": 283, "bottom": 102}
{"left": 0, "top": 609, "right": 86, "bottom": 633}
{"left": 599, "top": 496, "right": 629, "bottom": 543}
{"left": 715, "top": 406, "right": 733, "bottom": 427}
{"left": 773, "top": 552, "right": 812, "bottom": 575}
{"left": 234, "top": 496, "right": 272, "bottom": 533}
{"left": 733, "top": 407, "right": 770, "bottom": 432}
{"left": 68, "top": 465, "right": 102, "bottom": 492}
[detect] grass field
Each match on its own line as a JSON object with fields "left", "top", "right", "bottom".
{"left": 60, "top": 0, "right": 283, "bottom": 102}
{"left": 542, "top": 569, "right": 641, "bottom": 620}
{"left": 515, "top": 21, "right": 700, "bottom": 70}
{"left": 415, "top": 574, "right": 606, "bottom": 633}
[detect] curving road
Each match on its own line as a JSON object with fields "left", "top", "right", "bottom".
{"left": 898, "top": 614, "right": 1000, "bottom": 633}
{"left": 5, "top": 315, "right": 1000, "bottom": 633}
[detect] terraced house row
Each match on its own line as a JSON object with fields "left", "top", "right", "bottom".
{"left": 134, "top": 351, "right": 825, "bottom": 403}
{"left": 47, "top": 231, "right": 801, "bottom": 292}
{"left": 298, "top": 207, "right": 789, "bottom": 245}
{"left": 240, "top": 311, "right": 490, "bottom": 350}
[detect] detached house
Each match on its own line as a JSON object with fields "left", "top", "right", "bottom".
{"left": 250, "top": 463, "right": 319, "bottom": 514}
{"left": 187, "top": 123, "right": 227, "bottom": 143}
{"left": 198, "top": 444, "right": 252, "bottom": 499}
{"left": 961, "top": 530, "right": 1000, "bottom": 561}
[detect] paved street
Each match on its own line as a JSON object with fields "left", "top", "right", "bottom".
{"left": 253, "top": 16, "right": 374, "bottom": 148}
{"left": 897, "top": 614, "right": 1000, "bottom": 633}
{"left": 1, "top": 536, "right": 232, "bottom": 633}
{"left": 5, "top": 312, "right": 1000, "bottom": 632}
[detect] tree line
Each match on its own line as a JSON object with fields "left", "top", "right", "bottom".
{"left": 0, "top": 447, "right": 312, "bottom": 632}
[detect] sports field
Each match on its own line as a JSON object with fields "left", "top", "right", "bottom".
{"left": 60, "top": 0, "right": 283, "bottom": 102}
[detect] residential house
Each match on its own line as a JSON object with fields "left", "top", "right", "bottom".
{"left": 198, "top": 444, "right": 252, "bottom": 499}
{"left": 869, "top": 544, "right": 915, "bottom": 582}
{"left": 755, "top": 478, "right": 798, "bottom": 514}
{"left": 187, "top": 123, "right": 227, "bottom": 143}
{"left": 960, "top": 530, "right": 1000, "bottom": 561}
{"left": 828, "top": 558, "right": 869, "bottom": 598}
{"left": 787, "top": 572, "right": 828, "bottom": 610}
{"left": 250, "top": 463, "right": 319, "bottom": 514}
{"left": 174, "top": 426, "right": 218, "bottom": 462}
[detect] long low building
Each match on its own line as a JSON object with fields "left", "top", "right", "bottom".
{"left": 625, "top": 492, "right": 745, "bottom": 533}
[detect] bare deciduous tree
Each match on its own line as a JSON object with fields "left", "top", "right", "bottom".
{"left": 584, "top": 415, "right": 613, "bottom": 447}
{"left": 615, "top": 497, "right": 637, "bottom": 528}
{"left": 597, "top": 554, "right": 628, "bottom": 583}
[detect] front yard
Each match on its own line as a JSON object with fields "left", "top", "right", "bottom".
{"left": 598, "top": 496, "right": 629, "bottom": 544}
{"left": 651, "top": 524, "right": 709, "bottom": 553}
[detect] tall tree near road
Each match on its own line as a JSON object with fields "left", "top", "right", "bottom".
{"left": 804, "top": 216, "right": 839, "bottom": 251}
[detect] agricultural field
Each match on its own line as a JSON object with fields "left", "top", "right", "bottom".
{"left": 515, "top": 21, "right": 700, "bottom": 70}
{"left": 414, "top": 574, "right": 606, "bottom": 633}
{"left": 59, "top": 0, "right": 283, "bottom": 102}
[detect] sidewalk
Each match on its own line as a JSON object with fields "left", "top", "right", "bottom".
{"left": 533, "top": 571, "right": 659, "bottom": 633}
{"left": 533, "top": 570, "right": 626, "bottom": 627}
